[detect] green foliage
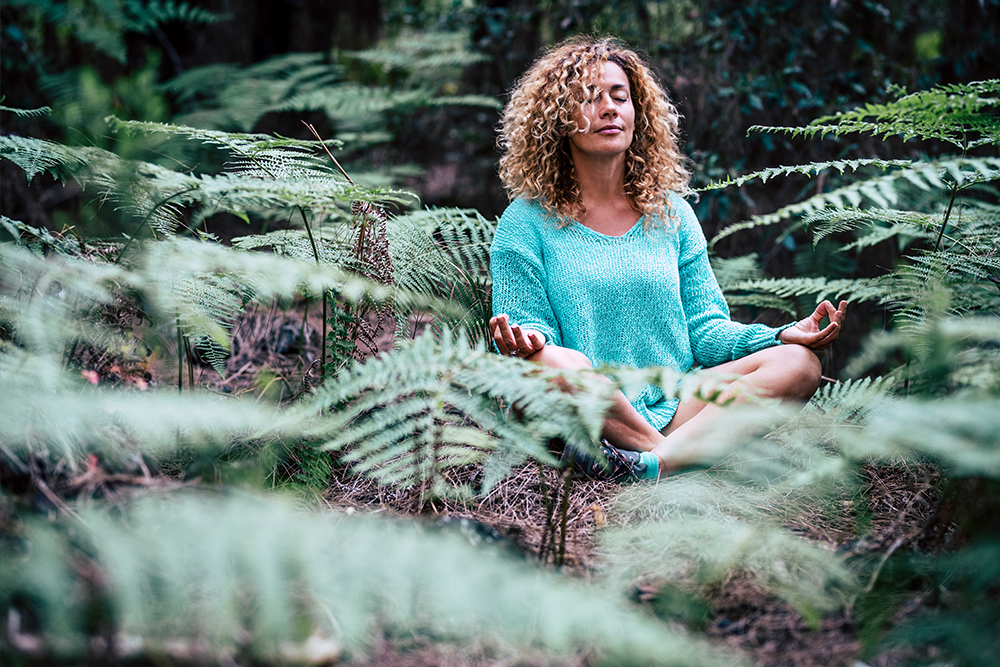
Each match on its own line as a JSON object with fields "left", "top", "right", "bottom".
{"left": 602, "top": 475, "right": 856, "bottom": 626}
{"left": 6, "top": 0, "right": 227, "bottom": 64}
{"left": 165, "top": 31, "right": 499, "bottom": 145}
{"left": 3, "top": 24, "right": 1000, "bottom": 665}
{"left": 390, "top": 207, "right": 495, "bottom": 343}
{"left": 0, "top": 102, "right": 52, "bottom": 118}
{"left": 1, "top": 491, "right": 738, "bottom": 666}
{"left": 772, "top": 79, "right": 1000, "bottom": 149}
{"left": 296, "top": 329, "right": 610, "bottom": 499}
{"left": 690, "top": 76, "right": 1000, "bottom": 665}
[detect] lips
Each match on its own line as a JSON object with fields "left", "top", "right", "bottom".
{"left": 595, "top": 124, "right": 623, "bottom": 133}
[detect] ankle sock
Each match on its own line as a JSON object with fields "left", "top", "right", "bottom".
{"left": 639, "top": 451, "right": 659, "bottom": 480}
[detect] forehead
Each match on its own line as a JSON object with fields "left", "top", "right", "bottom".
{"left": 587, "top": 60, "right": 630, "bottom": 90}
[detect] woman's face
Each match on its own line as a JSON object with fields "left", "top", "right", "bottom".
{"left": 568, "top": 60, "right": 635, "bottom": 161}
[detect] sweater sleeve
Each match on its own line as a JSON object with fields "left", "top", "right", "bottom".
{"left": 674, "top": 200, "right": 788, "bottom": 367}
{"left": 489, "top": 201, "right": 562, "bottom": 347}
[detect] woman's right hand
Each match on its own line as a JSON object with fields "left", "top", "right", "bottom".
{"left": 490, "top": 314, "right": 546, "bottom": 358}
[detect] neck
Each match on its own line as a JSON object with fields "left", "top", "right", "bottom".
{"left": 570, "top": 147, "right": 628, "bottom": 204}
{"left": 568, "top": 147, "right": 640, "bottom": 234}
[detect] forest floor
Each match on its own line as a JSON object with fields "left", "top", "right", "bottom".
{"left": 77, "top": 304, "right": 945, "bottom": 667}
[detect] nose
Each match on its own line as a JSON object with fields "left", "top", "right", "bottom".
{"left": 597, "top": 94, "right": 617, "bottom": 117}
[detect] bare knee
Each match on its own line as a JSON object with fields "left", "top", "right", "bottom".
{"left": 776, "top": 344, "right": 822, "bottom": 400}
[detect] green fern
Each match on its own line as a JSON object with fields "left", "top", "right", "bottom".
{"left": 6, "top": 0, "right": 227, "bottom": 64}
{"left": 699, "top": 157, "right": 913, "bottom": 192}
{"left": 390, "top": 207, "right": 495, "bottom": 344}
{"left": 1, "top": 491, "right": 739, "bottom": 666}
{"left": 602, "top": 475, "right": 856, "bottom": 626}
{"left": 0, "top": 102, "right": 52, "bottom": 118}
{"left": 293, "top": 329, "right": 611, "bottom": 499}
{"left": 709, "top": 156, "right": 1000, "bottom": 248}
{"left": 723, "top": 276, "right": 879, "bottom": 316}
{"left": 757, "top": 79, "right": 1000, "bottom": 148}
{"left": 165, "top": 35, "right": 498, "bottom": 140}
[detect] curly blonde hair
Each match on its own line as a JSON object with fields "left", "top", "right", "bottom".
{"left": 498, "top": 37, "right": 691, "bottom": 228}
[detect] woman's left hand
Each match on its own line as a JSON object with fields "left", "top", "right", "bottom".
{"left": 778, "top": 300, "right": 848, "bottom": 351}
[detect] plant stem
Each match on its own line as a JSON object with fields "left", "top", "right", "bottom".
{"left": 934, "top": 185, "right": 958, "bottom": 252}
{"left": 297, "top": 205, "right": 326, "bottom": 381}
{"left": 537, "top": 460, "right": 554, "bottom": 562}
{"left": 115, "top": 187, "right": 196, "bottom": 263}
{"left": 299, "top": 297, "right": 310, "bottom": 372}
{"left": 176, "top": 313, "right": 183, "bottom": 394}
{"left": 557, "top": 469, "right": 572, "bottom": 568}
{"left": 303, "top": 122, "right": 355, "bottom": 185}
{"left": 184, "top": 335, "right": 195, "bottom": 392}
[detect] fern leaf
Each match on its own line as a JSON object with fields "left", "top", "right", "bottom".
{"left": 806, "top": 79, "right": 1000, "bottom": 148}
{"left": 293, "top": 329, "right": 613, "bottom": 496}
{"left": 710, "top": 156, "right": 1000, "bottom": 248}
{"left": 0, "top": 103, "right": 52, "bottom": 118}
{"left": 601, "top": 477, "right": 856, "bottom": 622}
{"left": 390, "top": 207, "right": 495, "bottom": 344}
{"left": 700, "top": 158, "right": 911, "bottom": 192}
{"left": 2, "top": 492, "right": 739, "bottom": 666}
{"left": 725, "top": 277, "right": 879, "bottom": 310}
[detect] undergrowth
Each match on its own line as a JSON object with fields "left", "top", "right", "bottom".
{"left": 1, "top": 69, "right": 999, "bottom": 666}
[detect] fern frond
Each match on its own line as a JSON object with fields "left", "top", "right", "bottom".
{"left": 0, "top": 346, "right": 277, "bottom": 471}
{"left": 0, "top": 244, "right": 130, "bottom": 356}
{"left": 700, "top": 158, "right": 912, "bottom": 192}
{"left": 172, "top": 273, "right": 250, "bottom": 375}
{"left": 231, "top": 229, "right": 352, "bottom": 264}
{"left": 125, "top": 0, "right": 229, "bottom": 32}
{"left": 7, "top": 0, "right": 228, "bottom": 63}
{"left": 292, "top": 329, "right": 613, "bottom": 497}
{"left": 725, "top": 277, "right": 879, "bottom": 310}
{"left": 1, "top": 215, "right": 86, "bottom": 256}
{"left": 0, "top": 102, "right": 52, "bottom": 118}
{"left": 803, "top": 207, "right": 937, "bottom": 247}
{"left": 107, "top": 117, "right": 342, "bottom": 177}
{"left": 798, "top": 79, "right": 1000, "bottom": 148}
{"left": 348, "top": 30, "right": 491, "bottom": 73}
{"left": 390, "top": 207, "right": 495, "bottom": 343}
{"left": 710, "top": 156, "right": 1000, "bottom": 248}
{"left": 601, "top": 476, "right": 856, "bottom": 622}
{"left": 0, "top": 133, "right": 111, "bottom": 182}
{"left": 710, "top": 254, "right": 765, "bottom": 289}
{"left": 838, "top": 396, "right": 1000, "bottom": 476}
{"left": 140, "top": 238, "right": 435, "bottom": 321}
{"left": 805, "top": 376, "right": 898, "bottom": 425}
{"left": 167, "top": 53, "right": 343, "bottom": 132}
{"left": 2, "top": 492, "right": 738, "bottom": 666}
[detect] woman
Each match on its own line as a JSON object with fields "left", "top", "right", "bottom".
{"left": 489, "top": 37, "right": 847, "bottom": 481}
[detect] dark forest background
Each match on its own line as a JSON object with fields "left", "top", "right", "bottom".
{"left": 5, "top": 0, "right": 998, "bottom": 225}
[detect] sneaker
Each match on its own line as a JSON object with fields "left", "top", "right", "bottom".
{"left": 563, "top": 440, "right": 651, "bottom": 482}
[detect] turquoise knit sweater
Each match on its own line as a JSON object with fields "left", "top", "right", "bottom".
{"left": 489, "top": 194, "right": 790, "bottom": 430}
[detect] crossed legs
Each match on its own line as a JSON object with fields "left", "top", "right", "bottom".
{"left": 526, "top": 344, "right": 822, "bottom": 476}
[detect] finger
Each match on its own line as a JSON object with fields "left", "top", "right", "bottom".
{"left": 527, "top": 331, "right": 546, "bottom": 351}
{"left": 510, "top": 324, "right": 530, "bottom": 353}
{"left": 809, "top": 321, "right": 841, "bottom": 349}
{"left": 835, "top": 300, "right": 848, "bottom": 327}
{"left": 493, "top": 329, "right": 509, "bottom": 356}
{"left": 812, "top": 300, "right": 836, "bottom": 324}
{"left": 501, "top": 320, "right": 519, "bottom": 352}
{"left": 492, "top": 314, "right": 511, "bottom": 355}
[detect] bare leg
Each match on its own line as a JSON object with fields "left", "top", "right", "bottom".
{"left": 528, "top": 343, "right": 822, "bottom": 475}
{"left": 653, "top": 344, "right": 822, "bottom": 473}
{"left": 527, "top": 345, "right": 663, "bottom": 452}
